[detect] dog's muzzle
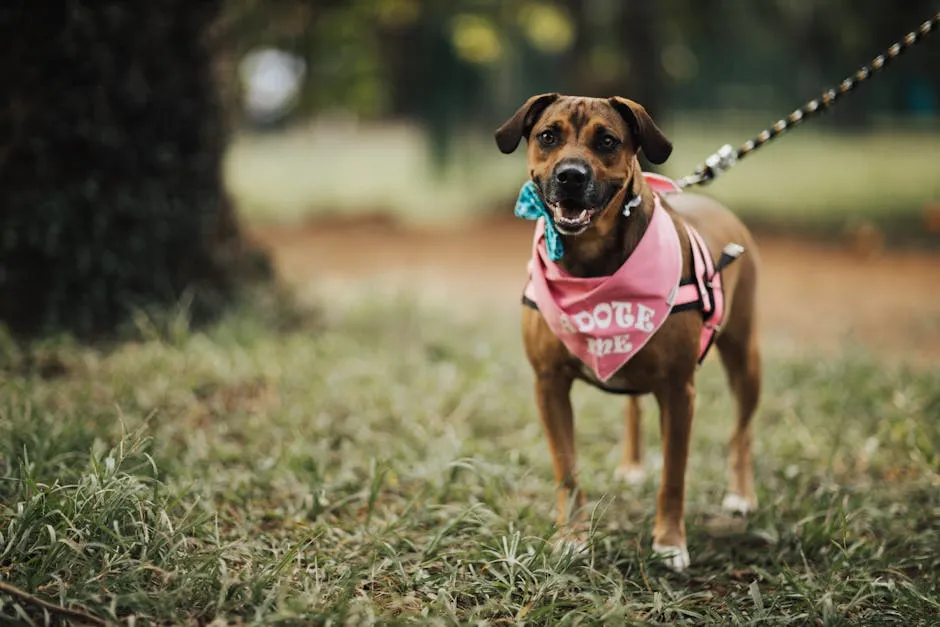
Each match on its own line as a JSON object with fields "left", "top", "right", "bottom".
{"left": 545, "top": 160, "right": 617, "bottom": 235}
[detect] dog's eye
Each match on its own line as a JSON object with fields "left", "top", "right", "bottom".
{"left": 597, "top": 134, "right": 620, "bottom": 151}
{"left": 537, "top": 130, "right": 556, "bottom": 147}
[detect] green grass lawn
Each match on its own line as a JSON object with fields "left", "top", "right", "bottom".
{"left": 224, "top": 117, "right": 940, "bottom": 236}
{"left": 1, "top": 292, "right": 938, "bottom": 624}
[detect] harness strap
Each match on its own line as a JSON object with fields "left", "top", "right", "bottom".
{"left": 716, "top": 243, "right": 745, "bottom": 273}
{"left": 685, "top": 224, "right": 716, "bottom": 320}
{"left": 670, "top": 279, "right": 704, "bottom": 314}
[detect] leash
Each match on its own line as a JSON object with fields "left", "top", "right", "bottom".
{"left": 675, "top": 12, "right": 940, "bottom": 189}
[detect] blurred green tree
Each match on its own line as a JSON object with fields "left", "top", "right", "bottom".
{"left": 214, "top": 0, "right": 938, "bottom": 132}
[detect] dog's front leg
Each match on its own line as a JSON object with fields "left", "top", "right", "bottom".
{"left": 533, "top": 372, "right": 585, "bottom": 529}
{"left": 652, "top": 380, "right": 695, "bottom": 571}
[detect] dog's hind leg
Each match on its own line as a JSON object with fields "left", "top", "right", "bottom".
{"left": 716, "top": 327, "right": 761, "bottom": 515}
{"left": 615, "top": 396, "right": 647, "bottom": 485}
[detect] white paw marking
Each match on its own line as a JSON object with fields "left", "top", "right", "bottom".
{"left": 721, "top": 493, "right": 753, "bottom": 516}
{"left": 652, "top": 543, "right": 691, "bottom": 572}
{"left": 614, "top": 465, "right": 646, "bottom": 485}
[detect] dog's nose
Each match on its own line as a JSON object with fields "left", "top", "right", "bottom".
{"left": 554, "top": 162, "right": 590, "bottom": 193}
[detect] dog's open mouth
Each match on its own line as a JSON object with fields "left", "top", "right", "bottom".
{"left": 549, "top": 201, "right": 599, "bottom": 235}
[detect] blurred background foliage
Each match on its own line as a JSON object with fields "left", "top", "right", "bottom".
{"left": 218, "top": 0, "right": 939, "bottom": 230}
{"left": 1, "top": 0, "right": 937, "bottom": 338}
{"left": 215, "top": 0, "right": 940, "bottom": 127}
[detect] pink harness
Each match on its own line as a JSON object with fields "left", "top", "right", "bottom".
{"left": 522, "top": 173, "right": 727, "bottom": 383}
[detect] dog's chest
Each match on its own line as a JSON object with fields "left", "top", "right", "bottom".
{"left": 571, "top": 343, "right": 663, "bottom": 394}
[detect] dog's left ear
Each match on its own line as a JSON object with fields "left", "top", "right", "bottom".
{"left": 494, "top": 93, "right": 560, "bottom": 154}
{"left": 608, "top": 97, "right": 673, "bottom": 165}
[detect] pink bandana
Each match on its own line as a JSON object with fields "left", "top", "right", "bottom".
{"left": 524, "top": 194, "right": 682, "bottom": 381}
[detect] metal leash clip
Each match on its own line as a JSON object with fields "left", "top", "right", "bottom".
{"left": 677, "top": 143, "right": 737, "bottom": 188}
{"left": 704, "top": 144, "right": 737, "bottom": 176}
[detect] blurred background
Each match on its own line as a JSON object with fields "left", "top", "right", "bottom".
{"left": 1, "top": 0, "right": 939, "bottom": 358}
{"left": 219, "top": 0, "right": 940, "bottom": 230}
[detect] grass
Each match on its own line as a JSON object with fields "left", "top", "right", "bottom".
{"left": 1, "top": 290, "right": 938, "bottom": 624}
{"left": 224, "top": 115, "right": 940, "bottom": 234}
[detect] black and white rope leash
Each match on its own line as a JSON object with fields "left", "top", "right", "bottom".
{"left": 676, "top": 12, "right": 940, "bottom": 189}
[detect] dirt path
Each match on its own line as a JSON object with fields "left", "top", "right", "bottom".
{"left": 251, "top": 217, "right": 940, "bottom": 364}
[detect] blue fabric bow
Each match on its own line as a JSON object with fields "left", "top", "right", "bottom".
{"left": 514, "top": 180, "right": 564, "bottom": 261}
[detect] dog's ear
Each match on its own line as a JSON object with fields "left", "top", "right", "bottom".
{"left": 494, "top": 93, "right": 560, "bottom": 154}
{"left": 608, "top": 97, "right": 673, "bottom": 165}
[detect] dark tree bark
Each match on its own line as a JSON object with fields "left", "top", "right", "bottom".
{"left": 617, "top": 1, "right": 664, "bottom": 119}
{"left": 0, "top": 0, "right": 267, "bottom": 337}
{"left": 562, "top": 0, "right": 594, "bottom": 96}
{"left": 617, "top": 1, "right": 666, "bottom": 172}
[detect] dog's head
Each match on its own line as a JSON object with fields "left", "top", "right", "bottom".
{"left": 495, "top": 94, "right": 672, "bottom": 235}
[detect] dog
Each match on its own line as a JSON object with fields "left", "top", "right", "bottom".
{"left": 495, "top": 94, "right": 761, "bottom": 571}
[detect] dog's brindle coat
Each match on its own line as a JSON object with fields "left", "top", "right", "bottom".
{"left": 496, "top": 94, "right": 761, "bottom": 570}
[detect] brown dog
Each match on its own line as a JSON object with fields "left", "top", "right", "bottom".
{"left": 495, "top": 94, "right": 761, "bottom": 571}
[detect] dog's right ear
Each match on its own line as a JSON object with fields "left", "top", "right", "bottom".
{"left": 494, "top": 93, "right": 560, "bottom": 154}
{"left": 608, "top": 97, "right": 673, "bottom": 164}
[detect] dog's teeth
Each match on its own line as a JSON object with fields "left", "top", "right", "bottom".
{"left": 578, "top": 209, "right": 588, "bottom": 220}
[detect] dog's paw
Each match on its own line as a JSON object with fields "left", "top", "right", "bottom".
{"left": 614, "top": 464, "right": 646, "bottom": 486}
{"left": 652, "top": 543, "right": 691, "bottom": 572}
{"left": 721, "top": 493, "right": 755, "bottom": 516}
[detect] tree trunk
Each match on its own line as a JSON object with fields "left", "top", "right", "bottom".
{"left": 562, "top": 0, "right": 594, "bottom": 96}
{"left": 0, "top": 1, "right": 267, "bottom": 337}
{"left": 618, "top": 1, "right": 665, "bottom": 171}
{"left": 617, "top": 1, "right": 664, "bottom": 118}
